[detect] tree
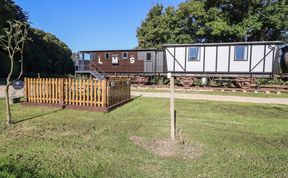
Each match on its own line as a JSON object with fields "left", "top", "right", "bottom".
{"left": 0, "top": 20, "right": 29, "bottom": 126}
{"left": 137, "top": 0, "right": 288, "bottom": 48}
{"left": 24, "top": 28, "right": 74, "bottom": 76}
{"left": 0, "top": 0, "right": 74, "bottom": 78}
{"left": 0, "top": 0, "right": 27, "bottom": 78}
{"left": 137, "top": 4, "right": 165, "bottom": 49}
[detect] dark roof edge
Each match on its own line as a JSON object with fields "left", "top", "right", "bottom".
{"left": 163, "top": 41, "right": 283, "bottom": 47}
{"left": 79, "top": 48, "right": 162, "bottom": 53}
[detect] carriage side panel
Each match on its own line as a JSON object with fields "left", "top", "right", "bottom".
{"left": 217, "top": 46, "right": 229, "bottom": 72}
{"left": 204, "top": 47, "right": 217, "bottom": 72}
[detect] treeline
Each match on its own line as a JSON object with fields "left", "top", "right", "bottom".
{"left": 137, "top": 0, "right": 288, "bottom": 48}
{"left": 0, "top": 0, "right": 74, "bottom": 78}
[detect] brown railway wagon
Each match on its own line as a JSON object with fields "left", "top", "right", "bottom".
{"left": 90, "top": 51, "right": 144, "bottom": 73}
{"left": 77, "top": 49, "right": 165, "bottom": 74}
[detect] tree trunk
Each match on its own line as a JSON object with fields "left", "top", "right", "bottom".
{"left": 5, "top": 84, "right": 12, "bottom": 126}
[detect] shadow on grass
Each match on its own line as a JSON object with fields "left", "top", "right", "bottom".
{"left": 15, "top": 109, "right": 63, "bottom": 124}
{"left": 0, "top": 162, "right": 38, "bottom": 178}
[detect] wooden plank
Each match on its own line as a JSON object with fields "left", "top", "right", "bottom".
{"left": 68, "top": 78, "right": 71, "bottom": 105}
{"left": 36, "top": 78, "right": 39, "bottom": 103}
{"left": 27, "top": 78, "right": 29, "bottom": 102}
{"left": 39, "top": 78, "right": 43, "bottom": 103}
{"left": 24, "top": 78, "right": 28, "bottom": 102}
{"left": 60, "top": 78, "right": 64, "bottom": 105}
{"left": 52, "top": 78, "right": 55, "bottom": 104}
{"left": 76, "top": 79, "right": 79, "bottom": 105}
{"left": 44, "top": 78, "right": 47, "bottom": 103}
{"left": 26, "top": 78, "right": 28, "bottom": 102}
{"left": 170, "top": 76, "right": 176, "bottom": 141}
{"left": 97, "top": 80, "right": 101, "bottom": 107}
{"left": 71, "top": 79, "right": 74, "bottom": 105}
{"left": 94, "top": 80, "right": 97, "bottom": 107}
{"left": 107, "top": 80, "right": 110, "bottom": 107}
{"left": 40, "top": 78, "right": 43, "bottom": 103}
{"left": 86, "top": 80, "right": 89, "bottom": 106}
{"left": 65, "top": 79, "right": 68, "bottom": 104}
{"left": 55, "top": 79, "right": 58, "bottom": 103}
{"left": 48, "top": 79, "right": 51, "bottom": 103}
{"left": 90, "top": 80, "right": 93, "bottom": 106}
{"left": 102, "top": 80, "right": 107, "bottom": 107}
{"left": 82, "top": 79, "right": 86, "bottom": 106}
{"left": 79, "top": 79, "right": 82, "bottom": 106}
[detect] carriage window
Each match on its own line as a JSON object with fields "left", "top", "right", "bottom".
{"left": 91, "top": 53, "right": 97, "bottom": 60}
{"left": 122, "top": 52, "right": 128, "bottom": 59}
{"left": 104, "top": 53, "right": 110, "bottom": 59}
{"left": 188, "top": 47, "right": 200, "bottom": 61}
{"left": 234, "top": 46, "right": 248, "bottom": 61}
{"left": 84, "top": 53, "right": 91, "bottom": 60}
{"left": 147, "top": 53, "right": 151, "bottom": 61}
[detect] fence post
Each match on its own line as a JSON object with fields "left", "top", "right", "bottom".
{"left": 102, "top": 79, "right": 107, "bottom": 107}
{"left": 170, "top": 76, "right": 176, "bottom": 142}
{"left": 59, "top": 78, "right": 64, "bottom": 106}
{"left": 24, "top": 77, "right": 28, "bottom": 102}
{"left": 107, "top": 80, "right": 110, "bottom": 107}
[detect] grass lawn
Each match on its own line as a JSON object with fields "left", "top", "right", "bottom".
{"left": 0, "top": 98, "right": 288, "bottom": 177}
{"left": 132, "top": 88, "right": 288, "bottom": 98}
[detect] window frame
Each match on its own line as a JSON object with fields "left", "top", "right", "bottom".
{"left": 104, "top": 52, "right": 110, "bottom": 60}
{"left": 234, "top": 45, "right": 248, "bottom": 61}
{"left": 146, "top": 53, "right": 152, "bottom": 61}
{"left": 122, "top": 52, "right": 128, "bottom": 59}
{"left": 91, "top": 53, "right": 97, "bottom": 60}
{"left": 188, "top": 47, "right": 201, "bottom": 62}
{"left": 84, "top": 53, "right": 91, "bottom": 60}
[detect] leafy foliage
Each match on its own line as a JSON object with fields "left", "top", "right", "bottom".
{"left": 0, "top": 0, "right": 74, "bottom": 78}
{"left": 24, "top": 28, "right": 74, "bottom": 76}
{"left": 137, "top": 0, "right": 288, "bottom": 48}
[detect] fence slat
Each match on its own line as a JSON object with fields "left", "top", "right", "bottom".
{"left": 94, "top": 80, "right": 97, "bottom": 107}
{"left": 102, "top": 80, "right": 107, "bottom": 107}
{"left": 76, "top": 79, "right": 79, "bottom": 105}
{"left": 97, "top": 81, "right": 101, "bottom": 107}
{"left": 86, "top": 80, "right": 89, "bottom": 106}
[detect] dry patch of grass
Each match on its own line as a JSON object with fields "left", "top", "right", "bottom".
{"left": 130, "top": 136, "right": 203, "bottom": 160}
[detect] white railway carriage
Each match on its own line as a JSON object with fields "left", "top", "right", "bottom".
{"left": 163, "top": 41, "right": 283, "bottom": 87}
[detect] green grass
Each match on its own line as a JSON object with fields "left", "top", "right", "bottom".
{"left": 0, "top": 98, "right": 288, "bottom": 177}
{"left": 132, "top": 88, "right": 288, "bottom": 98}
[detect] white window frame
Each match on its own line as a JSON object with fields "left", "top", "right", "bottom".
{"left": 188, "top": 47, "right": 201, "bottom": 61}
{"left": 122, "top": 52, "right": 128, "bottom": 59}
{"left": 104, "top": 52, "right": 110, "bottom": 60}
{"left": 234, "top": 45, "right": 248, "bottom": 61}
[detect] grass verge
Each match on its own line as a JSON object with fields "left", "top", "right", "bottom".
{"left": 0, "top": 98, "right": 288, "bottom": 177}
{"left": 132, "top": 88, "right": 288, "bottom": 98}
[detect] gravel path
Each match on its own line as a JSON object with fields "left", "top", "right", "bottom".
{"left": 1, "top": 85, "right": 287, "bottom": 105}
{"left": 132, "top": 91, "right": 288, "bottom": 105}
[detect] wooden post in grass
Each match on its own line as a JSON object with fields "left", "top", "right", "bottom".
{"left": 169, "top": 74, "right": 176, "bottom": 141}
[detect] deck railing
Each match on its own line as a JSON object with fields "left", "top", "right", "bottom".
{"left": 24, "top": 77, "right": 131, "bottom": 111}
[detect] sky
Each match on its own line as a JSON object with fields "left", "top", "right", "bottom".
{"left": 14, "top": 0, "right": 185, "bottom": 52}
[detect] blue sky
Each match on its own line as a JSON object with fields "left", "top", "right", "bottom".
{"left": 14, "top": 0, "right": 185, "bottom": 52}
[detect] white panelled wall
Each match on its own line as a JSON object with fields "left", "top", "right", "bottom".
{"left": 165, "top": 43, "right": 278, "bottom": 74}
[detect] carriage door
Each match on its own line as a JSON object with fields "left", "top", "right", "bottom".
{"left": 144, "top": 52, "right": 153, "bottom": 73}
{"left": 112, "top": 55, "right": 119, "bottom": 65}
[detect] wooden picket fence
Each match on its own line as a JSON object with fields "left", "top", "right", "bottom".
{"left": 24, "top": 77, "right": 131, "bottom": 111}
